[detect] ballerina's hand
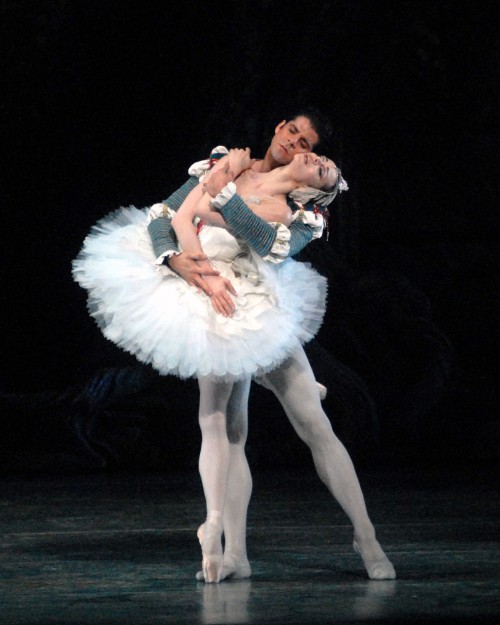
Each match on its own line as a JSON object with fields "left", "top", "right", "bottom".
{"left": 205, "top": 275, "right": 237, "bottom": 317}
{"left": 203, "top": 163, "right": 234, "bottom": 198}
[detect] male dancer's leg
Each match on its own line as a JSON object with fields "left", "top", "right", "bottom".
{"left": 259, "top": 346, "right": 396, "bottom": 580}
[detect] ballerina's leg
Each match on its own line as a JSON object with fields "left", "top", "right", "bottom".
{"left": 197, "top": 376, "right": 236, "bottom": 583}
{"left": 196, "top": 376, "right": 252, "bottom": 581}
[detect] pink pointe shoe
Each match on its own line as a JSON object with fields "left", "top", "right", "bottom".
{"left": 197, "top": 522, "right": 223, "bottom": 583}
{"left": 195, "top": 555, "right": 252, "bottom": 582}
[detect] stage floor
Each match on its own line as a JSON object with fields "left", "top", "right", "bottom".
{"left": 1, "top": 464, "right": 498, "bottom": 624}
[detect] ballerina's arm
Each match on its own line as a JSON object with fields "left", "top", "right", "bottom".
{"left": 171, "top": 182, "right": 237, "bottom": 316}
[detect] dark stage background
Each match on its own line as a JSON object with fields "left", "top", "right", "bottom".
{"left": 1, "top": 1, "right": 498, "bottom": 475}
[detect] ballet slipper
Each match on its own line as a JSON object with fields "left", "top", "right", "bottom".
{"left": 353, "top": 537, "right": 396, "bottom": 580}
{"left": 195, "top": 554, "right": 251, "bottom": 582}
{"left": 197, "top": 522, "right": 223, "bottom": 583}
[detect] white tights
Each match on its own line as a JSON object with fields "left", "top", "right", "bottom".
{"left": 196, "top": 345, "right": 395, "bottom": 581}
{"left": 197, "top": 375, "right": 252, "bottom": 582}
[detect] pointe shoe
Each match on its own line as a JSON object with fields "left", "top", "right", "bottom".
{"left": 195, "top": 556, "right": 251, "bottom": 582}
{"left": 197, "top": 522, "right": 223, "bottom": 583}
{"left": 353, "top": 538, "right": 396, "bottom": 580}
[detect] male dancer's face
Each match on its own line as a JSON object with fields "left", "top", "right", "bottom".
{"left": 268, "top": 116, "right": 320, "bottom": 166}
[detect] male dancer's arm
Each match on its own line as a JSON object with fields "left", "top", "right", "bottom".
{"left": 201, "top": 165, "right": 320, "bottom": 260}
{"left": 147, "top": 177, "right": 197, "bottom": 260}
{"left": 148, "top": 147, "right": 232, "bottom": 262}
{"left": 213, "top": 185, "right": 316, "bottom": 260}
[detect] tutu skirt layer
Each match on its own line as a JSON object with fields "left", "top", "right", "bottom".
{"left": 72, "top": 206, "right": 327, "bottom": 381}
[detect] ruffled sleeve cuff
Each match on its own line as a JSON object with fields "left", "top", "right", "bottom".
{"left": 209, "top": 181, "right": 237, "bottom": 209}
{"left": 154, "top": 248, "right": 180, "bottom": 268}
{"left": 261, "top": 223, "right": 291, "bottom": 263}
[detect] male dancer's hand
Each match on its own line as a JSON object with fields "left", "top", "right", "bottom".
{"left": 168, "top": 253, "right": 219, "bottom": 296}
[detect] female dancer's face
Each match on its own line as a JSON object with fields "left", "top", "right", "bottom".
{"left": 290, "top": 153, "right": 338, "bottom": 190}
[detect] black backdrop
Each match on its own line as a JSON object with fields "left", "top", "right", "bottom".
{"left": 1, "top": 1, "right": 498, "bottom": 474}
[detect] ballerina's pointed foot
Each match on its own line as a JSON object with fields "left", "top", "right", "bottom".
{"left": 195, "top": 555, "right": 251, "bottom": 582}
{"left": 197, "top": 522, "right": 223, "bottom": 583}
{"left": 353, "top": 537, "right": 396, "bottom": 580}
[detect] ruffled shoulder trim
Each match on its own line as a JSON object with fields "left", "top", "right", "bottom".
{"left": 147, "top": 202, "right": 177, "bottom": 223}
{"left": 188, "top": 145, "right": 229, "bottom": 180}
{"left": 291, "top": 203, "right": 325, "bottom": 240}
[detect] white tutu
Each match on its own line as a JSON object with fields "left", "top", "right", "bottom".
{"left": 72, "top": 206, "right": 327, "bottom": 381}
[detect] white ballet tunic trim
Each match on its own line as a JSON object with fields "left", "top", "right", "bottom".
{"left": 72, "top": 206, "right": 327, "bottom": 381}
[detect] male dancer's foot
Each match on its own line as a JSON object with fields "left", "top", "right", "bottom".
{"left": 353, "top": 535, "right": 396, "bottom": 580}
{"left": 196, "top": 554, "right": 251, "bottom": 582}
